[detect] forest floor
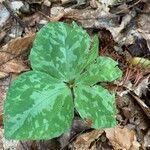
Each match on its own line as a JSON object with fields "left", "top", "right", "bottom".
{"left": 0, "top": 0, "right": 150, "bottom": 149}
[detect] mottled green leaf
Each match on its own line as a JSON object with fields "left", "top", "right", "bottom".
{"left": 77, "top": 56, "right": 122, "bottom": 85}
{"left": 4, "top": 71, "right": 73, "bottom": 140}
{"left": 4, "top": 22, "right": 122, "bottom": 140}
{"left": 75, "top": 85, "right": 116, "bottom": 128}
{"left": 29, "top": 22, "right": 90, "bottom": 81}
{"left": 82, "top": 35, "right": 99, "bottom": 69}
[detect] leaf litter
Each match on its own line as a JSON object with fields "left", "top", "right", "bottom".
{"left": 0, "top": 0, "right": 150, "bottom": 149}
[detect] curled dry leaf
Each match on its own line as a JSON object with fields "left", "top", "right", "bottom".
{"left": 130, "top": 92, "right": 150, "bottom": 119}
{"left": 137, "top": 2, "right": 150, "bottom": 50}
{"left": 118, "top": 93, "right": 149, "bottom": 131}
{"left": 72, "top": 130, "right": 104, "bottom": 150}
{"left": 0, "top": 34, "right": 35, "bottom": 79}
{"left": 105, "top": 126, "right": 140, "bottom": 150}
{"left": 143, "top": 129, "right": 150, "bottom": 149}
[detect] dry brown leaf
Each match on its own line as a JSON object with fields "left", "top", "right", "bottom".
{"left": 0, "top": 34, "right": 35, "bottom": 78}
{"left": 2, "top": 60, "right": 29, "bottom": 73}
{"left": 105, "top": 126, "right": 140, "bottom": 150}
{"left": 1, "top": 34, "right": 35, "bottom": 55}
{"left": 72, "top": 130, "right": 104, "bottom": 150}
{"left": 0, "top": 58, "right": 29, "bottom": 79}
{"left": 0, "top": 59, "right": 29, "bottom": 77}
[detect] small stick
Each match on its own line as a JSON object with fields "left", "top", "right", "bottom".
{"left": 2, "top": 1, "right": 26, "bottom": 28}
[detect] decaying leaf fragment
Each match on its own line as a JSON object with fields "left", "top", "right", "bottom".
{"left": 72, "top": 130, "right": 104, "bottom": 150}
{"left": 67, "top": 8, "right": 140, "bottom": 46}
{"left": 137, "top": 2, "right": 150, "bottom": 50}
{"left": 130, "top": 92, "right": 150, "bottom": 119}
{"left": 0, "top": 34, "right": 35, "bottom": 78}
{"left": 144, "top": 129, "right": 150, "bottom": 149}
{"left": 105, "top": 126, "right": 140, "bottom": 150}
{"left": 1, "top": 34, "right": 35, "bottom": 55}
{"left": 130, "top": 57, "right": 150, "bottom": 69}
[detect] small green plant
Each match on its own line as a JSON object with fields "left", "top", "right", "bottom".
{"left": 4, "top": 22, "right": 122, "bottom": 140}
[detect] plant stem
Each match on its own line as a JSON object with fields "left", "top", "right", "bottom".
{"left": 70, "top": 87, "right": 75, "bottom": 101}
{"left": 70, "top": 87, "right": 79, "bottom": 116}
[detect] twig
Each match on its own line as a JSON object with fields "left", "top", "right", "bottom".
{"left": 2, "top": 1, "right": 26, "bottom": 28}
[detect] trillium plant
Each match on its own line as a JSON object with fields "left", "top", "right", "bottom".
{"left": 4, "top": 22, "right": 122, "bottom": 140}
